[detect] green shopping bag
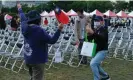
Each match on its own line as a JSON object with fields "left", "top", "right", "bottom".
{"left": 80, "top": 32, "right": 97, "bottom": 57}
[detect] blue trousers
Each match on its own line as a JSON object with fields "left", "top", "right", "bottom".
{"left": 90, "top": 50, "right": 108, "bottom": 80}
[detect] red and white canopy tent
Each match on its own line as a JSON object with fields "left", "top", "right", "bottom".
{"left": 116, "top": 11, "right": 131, "bottom": 18}
{"left": 67, "top": 9, "right": 78, "bottom": 16}
{"left": 49, "top": 10, "right": 55, "bottom": 17}
{"left": 40, "top": 11, "right": 49, "bottom": 17}
{"left": 40, "top": 11, "right": 49, "bottom": 25}
{"left": 83, "top": 11, "right": 90, "bottom": 16}
{"left": 48, "top": 10, "right": 55, "bottom": 23}
{"left": 5, "top": 14, "right": 12, "bottom": 20}
{"left": 128, "top": 11, "right": 133, "bottom": 18}
{"left": 104, "top": 10, "right": 117, "bottom": 17}
{"left": 49, "top": 10, "right": 67, "bottom": 17}
{"left": 89, "top": 9, "right": 103, "bottom": 16}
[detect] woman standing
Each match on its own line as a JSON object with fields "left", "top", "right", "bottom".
{"left": 11, "top": 16, "right": 18, "bottom": 31}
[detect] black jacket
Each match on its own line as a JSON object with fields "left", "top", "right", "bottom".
{"left": 0, "top": 14, "right": 6, "bottom": 29}
{"left": 87, "top": 27, "right": 108, "bottom": 53}
{"left": 11, "top": 19, "right": 18, "bottom": 28}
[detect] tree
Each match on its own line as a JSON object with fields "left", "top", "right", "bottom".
{"left": 114, "top": 1, "right": 128, "bottom": 12}
{"left": 128, "top": 1, "right": 133, "bottom": 12}
{"left": 1, "top": 1, "right": 133, "bottom": 15}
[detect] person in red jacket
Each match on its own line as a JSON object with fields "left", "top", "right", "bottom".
{"left": 44, "top": 18, "right": 48, "bottom": 26}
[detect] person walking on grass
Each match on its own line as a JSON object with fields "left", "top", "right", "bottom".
{"left": 86, "top": 16, "right": 110, "bottom": 80}
{"left": 75, "top": 8, "right": 91, "bottom": 64}
{"left": 17, "top": 3, "right": 64, "bottom": 80}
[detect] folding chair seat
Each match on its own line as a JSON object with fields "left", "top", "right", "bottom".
{"left": 115, "top": 33, "right": 122, "bottom": 40}
{"left": 130, "top": 32, "right": 133, "bottom": 39}
{"left": 47, "top": 31, "right": 50, "bottom": 34}
{"left": 71, "top": 41, "right": 77, "bottom": 46}
{"left": 50, "top": 32, "right": 54, "bottom": 36}
{"left": 122, "top": 28, "right": 127, "bottom": 32}
{"left": 4, "top": 36, "right": 9, "bottom": 40}
{"left": 61, "top": 31, "right": 64, "bottom": 34}
{"left": 112, "top": 28, "right": 117, "bottom": 32}
{"left": 5, "top": 41, "right": 9, "bottom": 45}
{"left": 108, "top": 32, "right": 115, "bottom": 38}
{"left": 0, "top": 35, "right": 4, "bottom": 39}
{"left": 65, "top": 31, "right": 69, "bottom": 34}
{"left": 123, "top": 26, "right": 126, "bottom": 28}
{"left": 14, "top": 37, "right": 18, "bottom": 42}
{"left": 68, "top": 33, "right": 71, "bottom": 37}
{"left": 122, "top": 32, "right": 129, "bottom": 40}
{"left": 1, "top": 31, "right": 5, "bottom": 35}
{"left": 53, "top": 44, "right": 59, "bottom": 48}
{"left": 70, "top": 30, "right": 73, "bottom": 34}
{"left": 117, "top": 29, "right": 121, "bottom": 32}
{"left": 16, "top": 43, "right": 23, "bottom": 49}
{"left": 64, "top": 34, "right": 69, "bottom": 40}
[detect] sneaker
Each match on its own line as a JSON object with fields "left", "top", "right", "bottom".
{"left": 101, "top": 75, "right": 110, "bottom": 80}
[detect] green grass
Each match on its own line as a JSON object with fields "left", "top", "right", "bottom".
{"left": 0, "top": 58, "right": 133, "bottom": 80}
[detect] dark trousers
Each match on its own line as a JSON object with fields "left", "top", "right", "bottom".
{"left": 78, "top": 39, "right": 87, "bottom": 64}
{"left": 26, "top": 64, "right": 45, "bottom": 80}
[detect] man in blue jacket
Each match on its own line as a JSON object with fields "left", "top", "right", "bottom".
{"left": 17, "top": 3, "right": 63, "bottom": 80}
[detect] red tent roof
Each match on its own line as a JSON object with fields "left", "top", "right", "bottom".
{"left": 104, "top": 10, "right": 117, "bottom": 17}
{"left": 90, "top": 9, "right": 103, "bottom": 16}
{"left": 49, "top": 10, "right": 55, "bottom": 17}
{"left": 67, "top": 9, "right": 77, "bottom": 16}
{"left": 117, "top": 11, "right": 130, "bottom": 18}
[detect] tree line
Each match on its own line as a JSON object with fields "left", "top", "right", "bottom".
{"left": 1, "top": 1, "right": 133, "bottom": 16}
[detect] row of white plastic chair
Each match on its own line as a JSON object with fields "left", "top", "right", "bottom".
{"left": 108, "top": 26, "right": 133, "bottom": 61}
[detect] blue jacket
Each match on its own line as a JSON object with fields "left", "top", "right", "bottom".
{"left": 104, "top": 18, "right": 109, "bottom": 28}
{"left": 18, "top": 8, "right": 61, "bottom": 64}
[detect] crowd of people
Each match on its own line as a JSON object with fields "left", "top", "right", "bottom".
{"left": 109, "top": 17, "right": 131, "bottom": 28}
{"left": 0, "top": 12, "right": 20, "bottom": 31}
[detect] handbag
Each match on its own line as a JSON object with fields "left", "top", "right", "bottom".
{"left": 81, "top": 32, "right": 97, "bottom": 57}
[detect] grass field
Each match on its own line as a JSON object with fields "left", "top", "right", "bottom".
{"left": 0, "top": 58, "right": 133, "bottom": 80}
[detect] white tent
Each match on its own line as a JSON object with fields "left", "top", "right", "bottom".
{"left": 89, "top": 9, "right": 103, "bottom": 16}
{"left": 83, "top": 11, "right": 90, "bottom": 16}
{"left": 67, "top": 9, "right": 77, "bottom": 16}
{"left": 49, "top": 10, "right": 55, "bottom": 17}
{"left": 104, "top": 10, "right": 117, "bottom": 17}
{"left": 128, "top": 11, "right": 133, "bottom": 17}
{"left": 116, "top": 11, "right": 130, "bottom": 18}
{"left": 49, "top": 10, "right": 67, "bottom": 16}
{"left": 40, "top": 11, "right": 49, "bottom": 17}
